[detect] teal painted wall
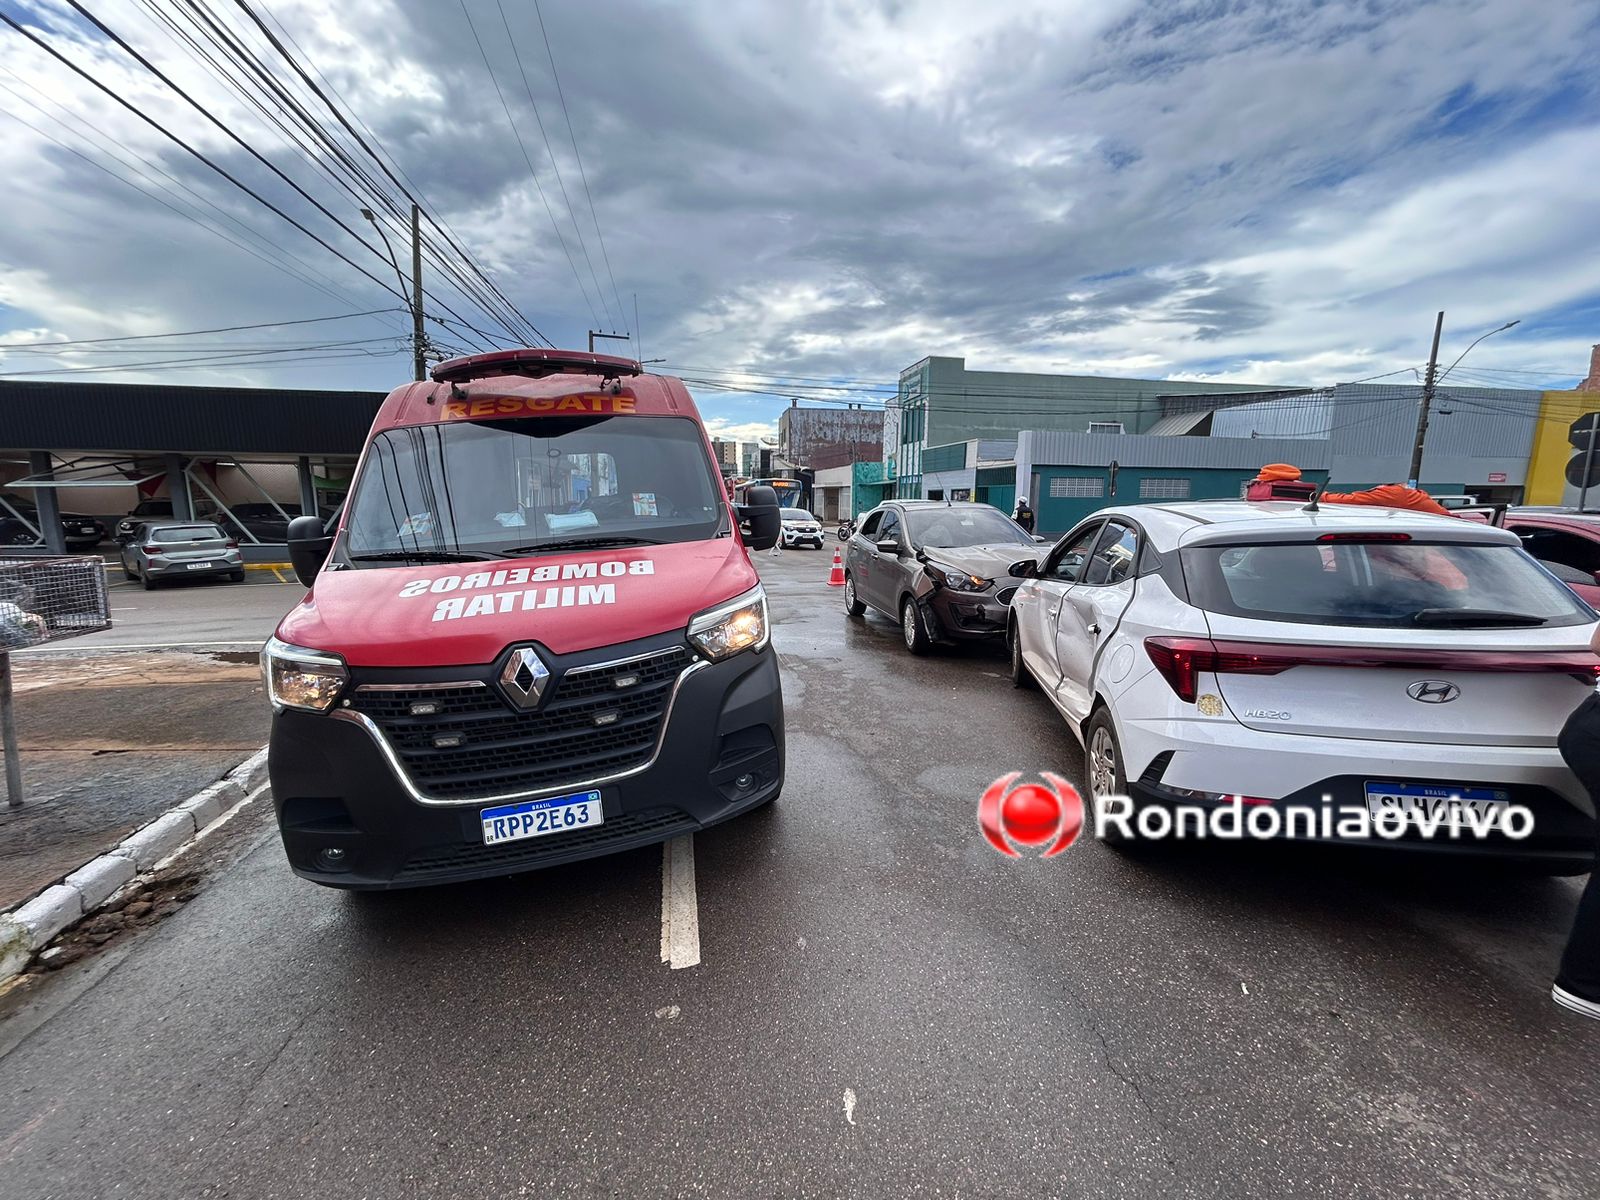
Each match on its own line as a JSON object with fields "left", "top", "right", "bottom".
{"left": 1031, "top": 465, "right": 1330, "bottom": 536}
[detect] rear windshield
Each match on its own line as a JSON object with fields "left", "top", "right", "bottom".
{"left": 1184, "top": 540, "right": 1595, "bottom": 628}
{"left": 153, "top": 525, "right": 223, "bottom": 542}
{"left": 344, "top": 414, "right": 725, "bottom": 559}
{"left": 781, "top": 509, "right": 815, "bottom": 521}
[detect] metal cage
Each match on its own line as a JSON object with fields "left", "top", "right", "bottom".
{"left": 0, "top": 556, "right": 111, "bottom": 648}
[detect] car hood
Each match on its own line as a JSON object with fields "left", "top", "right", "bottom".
{"left": 922, "top": 542, "right": 1045, "bottom": 580}
{"left": 276, "top": 538, "right": 761, "bottom": 668}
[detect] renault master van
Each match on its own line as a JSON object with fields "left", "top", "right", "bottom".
{"left": 262, "top": 349, "right": 783, "bottom": 888}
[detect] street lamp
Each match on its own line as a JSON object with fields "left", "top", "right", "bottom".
{"left": 1437, "top": 319, "right": 1521, "bottom": 383}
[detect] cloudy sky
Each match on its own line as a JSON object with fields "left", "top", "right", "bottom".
{"left": 1, "top": 0, "right": 1597, "bottom": 443}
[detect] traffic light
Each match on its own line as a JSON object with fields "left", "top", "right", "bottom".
{"left": 1565, "top": 413, "right": 1600, "bottom": 488}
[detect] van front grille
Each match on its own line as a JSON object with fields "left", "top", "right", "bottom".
{"left": 350, "top": 647, "right": 689, "bottom": 800}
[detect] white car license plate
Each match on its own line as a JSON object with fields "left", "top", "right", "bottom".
{"left": 1364, "top": 781, "right": 1511, "bottom": 830}
{"left": 185, "top": 562, "right": 213, "bottom": 570}
{"left": 480, "top": 790, "right": 603, "bottom": 846}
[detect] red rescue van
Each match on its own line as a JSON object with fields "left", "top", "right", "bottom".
{"left": 261, "top": 349, "right": 784, "bottom": 888}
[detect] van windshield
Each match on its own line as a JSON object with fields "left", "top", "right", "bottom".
{"left": 343, "top": 415, "right": 726, "bottom": 560}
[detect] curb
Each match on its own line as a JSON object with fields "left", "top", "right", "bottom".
{"left": 0, "top": 746, "right": 269, "bottom": 984}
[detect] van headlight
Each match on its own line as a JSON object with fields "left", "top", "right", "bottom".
{"left": 261, "top": 635, "right": 348, "bottom": 712}
{"left": 687, "top": 586, "right": 769, "bottom": 660}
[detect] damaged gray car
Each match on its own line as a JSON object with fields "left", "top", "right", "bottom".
{"left": 842, "top": 500, "right": 1047, "bottom": 654}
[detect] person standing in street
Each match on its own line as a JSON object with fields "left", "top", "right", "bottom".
{"left": 1554, "top": 623, "right": 1600, "bottom": 1021}
{"left": 1013, "top": 498, "right": 1035, "bottom": 534}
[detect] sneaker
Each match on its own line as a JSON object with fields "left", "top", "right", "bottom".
{"left": 1552, "top": 983, "right": 1600, "bottom": 1021}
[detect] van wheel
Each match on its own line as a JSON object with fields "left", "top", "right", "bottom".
{"left": 229, "top": 569, "right": 246, "bottom": 583}
{"left": 141, "top": 570, "right": 156, "bottom": 591}
{"left": 843, "top": 572, "right": 865, "bottom": 617}
{"left": 1009, "top": 622, "right": 1033, "bottom": 689}
{"left": 901, "top": 596, "right": 931, "bottom": 655}
{"left": 1086, "top": 708, "right": 1133, "bottom": 848}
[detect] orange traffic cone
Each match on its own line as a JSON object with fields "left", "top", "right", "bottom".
{"left": 826, "top": 548, "right": 845, "bottom": 587}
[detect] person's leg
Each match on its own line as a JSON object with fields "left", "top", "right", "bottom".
{"left": 1554, "top": 693, "right": 1600, "bottom": 1007}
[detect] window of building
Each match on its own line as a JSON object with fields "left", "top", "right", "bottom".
{"left": 1138, "top": 477, "right": 1191, "bottom": 499}
{"left": 1049, "top": 476, "right": 1104, "bottom": 499}
{"left": 1087, "top": 422, "right": 1126, "bottom": 435}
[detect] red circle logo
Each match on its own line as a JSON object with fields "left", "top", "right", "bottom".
{"left": 978, "top": 773, "right": 1083, "bottom": 858}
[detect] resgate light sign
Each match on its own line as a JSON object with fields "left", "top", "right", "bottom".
{"left": 440, "top": 393, "right": 637, "bottom": 420}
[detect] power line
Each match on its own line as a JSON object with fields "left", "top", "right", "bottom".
{"left": 251, "top": 0, "right": 548, "bottom": 346}
{"left": 455, "top": 0, "right": 603, "bottom": 331}
{"left": 0, "top": 309, "right": 401, "bottom": 349}
{"left": 0, "top": 7, "right": 405, "bottom": 302}
{"left": 530, "top": 0, "right": 628, "bottom": 332}
{"left": 496, "top": 0, "right": 614, "bottom": 327}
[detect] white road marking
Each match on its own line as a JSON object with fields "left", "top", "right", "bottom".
{"left": 1241, "top": 982, "right": 1250, "bottom": 996}
{"left": 843, "top": 1088, "right": 858, "bottom": 1126}
{"left": 659, "top": 835, "right": 701, "bottom": 970}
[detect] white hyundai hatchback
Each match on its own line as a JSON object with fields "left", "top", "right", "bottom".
{"left": 1007, "top": 499, "right": 1599, "bottom": 869}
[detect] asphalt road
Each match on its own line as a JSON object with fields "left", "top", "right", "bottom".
{"left": 1, "top": 545, "right": 1597, "bottom": 1198}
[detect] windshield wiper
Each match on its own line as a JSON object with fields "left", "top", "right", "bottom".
{"left": 498, "top": 535, "right": 661, "bottom": 556}
{"left": 348, "top": 549, "right": 496, "bottom": 563}
{"left": 1410, "top": 608, "right": 1549, "bottom": 627}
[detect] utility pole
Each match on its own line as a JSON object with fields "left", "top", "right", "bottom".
{"left": 411, "top": 203, "right": 425, "bottom": 381}
{"left": 1407, "top": 310, "right": 1445, "bottom": 488}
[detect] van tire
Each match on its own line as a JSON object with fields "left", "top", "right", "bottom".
{"left": 843, "top": 572, "right": 865, "bottom": 617}
{"left": 141, "top": 570, "right": 156, "bottom": 591}
{"left": 229, "top": 570, "right": 246, "bottom": 583}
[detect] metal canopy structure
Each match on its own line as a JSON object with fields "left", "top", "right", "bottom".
{"left": 2, "top": 378, "right": 385, "bottom": 554}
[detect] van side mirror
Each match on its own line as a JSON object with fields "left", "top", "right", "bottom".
{"left": 737, "top": 484, "right": 781, "bottom": 551}
{"left": 286, "top": 515, "right": 334, "bottom": 586}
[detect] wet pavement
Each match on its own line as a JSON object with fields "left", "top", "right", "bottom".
{"left": 0, "top": 545, "right": 1596, "bottom": 1198}
{"left": 0, "top": 651, "right": 269, "bottom": 909}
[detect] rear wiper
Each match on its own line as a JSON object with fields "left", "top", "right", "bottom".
{"left": 1410, "top": 609, "right": 1549, "bottom": 627}
{"left": 498, "top": 536, "right": 660, "bottom": 556}
{"left": 348, "top": 549, "right": 495, "bottom": 563}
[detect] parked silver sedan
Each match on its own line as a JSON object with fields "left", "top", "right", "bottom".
{"left": 120, "top": 520, "right": 244, "bottom": 590}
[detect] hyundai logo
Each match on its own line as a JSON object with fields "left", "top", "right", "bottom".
{"left": 1406, "top": 680, "right": 1461, "bottom": 704}
{"left": 499, "top": 646, "right": 551, "bottom": 710}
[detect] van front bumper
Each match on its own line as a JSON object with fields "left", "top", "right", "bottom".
{"left": 266, "top": 640, "right": 783, "bottom": 888}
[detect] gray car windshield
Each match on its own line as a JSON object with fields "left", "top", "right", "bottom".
{"left": 344, "top": 415, "right": 725, "bottom": 559}
{"left": 906, "top": 507, "right": 1033, "bottom": 550}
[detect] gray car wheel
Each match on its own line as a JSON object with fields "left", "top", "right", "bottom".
{"left": 901, "top": 595, "right": 931, "bottom": 655}
{"left": 843, "top": 572, "right": 865, "bottom": 617}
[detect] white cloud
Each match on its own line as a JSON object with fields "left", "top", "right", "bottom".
{"left": 0, "top": 0, "right": 1596, "bottom": 400}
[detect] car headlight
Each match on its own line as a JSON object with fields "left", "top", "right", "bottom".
{"left": 261, "top": 635, "right": 348, "bottom": 712}
{"left": 687, "top": 585, "right": 769, "bottom": 660}
{"left": 927, "top": 564, "right": 991, "bottom": 592}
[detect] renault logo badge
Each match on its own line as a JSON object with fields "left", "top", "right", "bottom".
{"left": 1406, "top": 680, "right": 1460, "bottom": 704}
{"left": 499, "top": 647, "right": 550, "bottom": 709}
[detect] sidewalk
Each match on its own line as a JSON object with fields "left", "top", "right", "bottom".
{"left": 0, "top": 651, "right": 269, "bottom": 910}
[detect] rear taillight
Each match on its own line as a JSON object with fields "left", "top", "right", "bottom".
{"left": 225, "top": 540, "right": 239, "bottom": 549}
{"left": 1145, "top": 636, "right": 1600, "bottom": 702}
{"left": 1144, "top": 638, "right": 1286, "bottom": 702}
{"left": 141, "top": 544, "right": 160, "bottom": 555}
